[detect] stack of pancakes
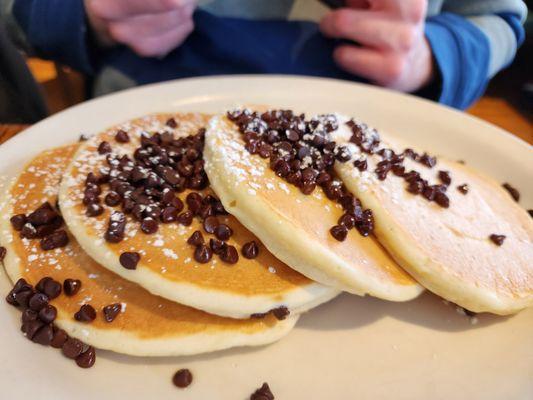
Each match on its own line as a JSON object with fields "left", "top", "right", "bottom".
{"left": 1, "top": 109, "right": 531, "bottom": 360}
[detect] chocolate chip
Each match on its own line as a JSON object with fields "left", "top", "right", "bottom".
{"left": 220, "top": 245, "right": 239, "bottom": 264}
{"left": 22, "top": 309, "right": 38, "bottom": 323}
{"left": 140, "top": 218, "right": 159, "bottom": 234}
{"left": 330, "top": 225, "right": 348, "bottom": 241}
{"left": 457, "top": 184, "right": 469, "bottom": 194}
{"left": 64, "top": 279, "right": 81, "bottom": 296}
{"left": 0, "top": 246, "right": 5, "bottom": 262}
{"left": 420, "top": 153, "right": 436, "bottom": 168}
{"left": 28, "top": 293, "right": 49, "bottom": 311}
{"left": 177, "top": 210, "right": 194, "bottom": 226}
{"left": 502, "top": 183, "right": 520, "bottom": 202}
{"left": 160, "top": 206, "right": 179, "bottom": 223}
{"left": 103, "top": 191, "right": 121, "bottom": 207}
{"left": 120, "top": 252, "right": 140, "bottom": 270}
{"left": 32, "top": 324, "right": 54, "bottom": 345}
{"left": 103, "top": 303, "right": 122, "bottom": 322}
{"left": 338, "top": 213, "right": 356, "bottom": 229}
{"left": 50, "top": 328, "right": 68, "bottom": 348}
{"left": 75, "top": 304, "right": 97, "bottom": 322}
{"left": 209, "top": 238, "right": 227, "bottom": 255}
{"left": 115, "top": 130, "right": 130, "bottom": 143}
{"left": 43, "top": 279, "right": 62, "bottom": 299}
{"left": 214, "top": 224, "right": 232, "bottom": 241}
{"left": 28, "top": 202, "right": 57, "bottom": 226}
{"left": 76, "top": 346, "right": 96, "bottom": 368}
{"left": 187, "top": 230, "right": 204, "bottom": 246}
{"left": 528, "top": 210, "right": 533, "bottom": 218}
{"left": 10, "top": 214, "right": 27, "bottom": 231}
{"left": 38, "top": 304, "right": 57, "bottom": 324}
{"left": 98, "top": 141, "right": 112, "bottom": 154}
{"left": 40, "top": 230, "right": 69, "bottom": 251}
{"left": 166, "top": 117, "right": 178, "bottom": 128}
{"left": 250, "top": 383, "right": 274, "bottom": 400}
{"left": 62, "top": 337, "right": 84, "bottom": 359}
{"left": 20, "top": 223, "right": 37, "bottom": 239}
{"left": 438, "top": 170, "right": 451, "bottom": 186}
{"left": 434, "top": 191, "right": 450, "bottom": 208}
{"left": 22, "top": 319, "right": 44, "bottom": 339}
{"left": 272, "top": 306, "right": 290, "bottom": 321}
{"left": 35, "top": 277, "right": 51, "bottom": 294}
{"left": 105, "top": 211, "right": 126, "bottom": 243}
{"left": 13, "top": 288, "right": 34, "bottom": 308}
{"left": 489, "top": 234, "right": 506, "bottom": 246}
{"left": 203, "top": 216, "right": 219, "bottom": 234}
{"left": 172, "top": 369, "right": 193, "bottom": 388}
{"left": 242, "top": 241, "right": 259, "bottom": 259}
{"left": 86, "top": 203, "right": 104, "bottom": 217}
{"left": 194, "top": 244, "right": 213, "bottom": 263}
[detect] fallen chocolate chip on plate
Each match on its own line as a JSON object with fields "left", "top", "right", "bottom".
{"left": 250, "top": 382, "right": 274, "bottom": 400}
{"left": 173, "top": 369, "right": 193, "bottom": 388}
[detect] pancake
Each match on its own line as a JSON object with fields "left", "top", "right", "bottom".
{"left": 331, "top": 115, "right": 533, "bottom": 315}
{"left": 0, "top": 145, "right": 298, "bottom": 357}
{"left": 58, "top": 113, "right": 339, "bottom": 319}
{"left": 204, "top": 111, "right": 423, "bottom": 301}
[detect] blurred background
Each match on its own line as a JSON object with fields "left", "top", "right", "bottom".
{"left": 0, "top": 1, "right": 531, "bottom": 142}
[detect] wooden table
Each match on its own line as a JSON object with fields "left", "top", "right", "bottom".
{"left": 1, "top": 98, "right": 532, "bottom": 145}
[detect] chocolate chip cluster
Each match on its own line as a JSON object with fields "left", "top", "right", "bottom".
{"left": 5, "top": 277, "right": 95, "bottom": 368}
{"left": 346, "top": 121, "right": 451, "bottom": 208}
{"left": 227, "top": 109, "right": 375, "bottom": 240}
{"left": 10, "top": 202, "right": 69, "bottom": 250}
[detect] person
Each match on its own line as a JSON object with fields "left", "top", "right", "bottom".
{"left": 0, "top": 0, "right": 527, "bottom": 110}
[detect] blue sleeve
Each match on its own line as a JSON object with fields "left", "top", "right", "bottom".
{"left": 497, "top": 12, "right": 525, "bottom": 46}
{"left": 424, "top": 12, "right": 491, "bottom": 110}
{"left": 12, "top": 0, "right": 94, "bottom": 74}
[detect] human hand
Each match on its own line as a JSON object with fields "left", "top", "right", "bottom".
{"left": 84, "top": 0, "right": 196, "bottom": 57}
{"left": 320, "top": 0, "right": 434, "bottom": 92}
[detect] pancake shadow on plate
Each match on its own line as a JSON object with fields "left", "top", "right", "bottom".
{"left": 297, "top": 292, "right": 512, "bottom": 333}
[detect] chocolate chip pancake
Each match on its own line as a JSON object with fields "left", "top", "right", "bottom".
{"left": 58, "top": 113, "right": 339, "bottom": 319}
{"left": 204, "top": 110, "right": 422, "bottom": 301}
{"left": 331, "top": 115, "right": 533, "bottom": 315}
{"left": 0, "top": 145, "right": 298, "bottom": 356}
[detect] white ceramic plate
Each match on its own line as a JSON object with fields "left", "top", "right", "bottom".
{"left": 1, "top": 76, "right": 532, "bottom": 400}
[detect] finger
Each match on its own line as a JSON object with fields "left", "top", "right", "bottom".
{"left": 345, "top": 0, "right": 370, "bottom": 8}
{"left": 108, "top": 9, "right": 190, "bottom": 41}
{"left": 89, "top": 0, "right": 196, "bottom": 20}
{"left": 368, "top": 0, "right": 426, "bottom": 22}
{"left": 320, "top": 9, "right": 419, "bottom": 51}
{"left": 333, "top": 45, "right": 405, "bottom": 86}
{"left": 127, "top": 19, "right": 194, "bottom": 57}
